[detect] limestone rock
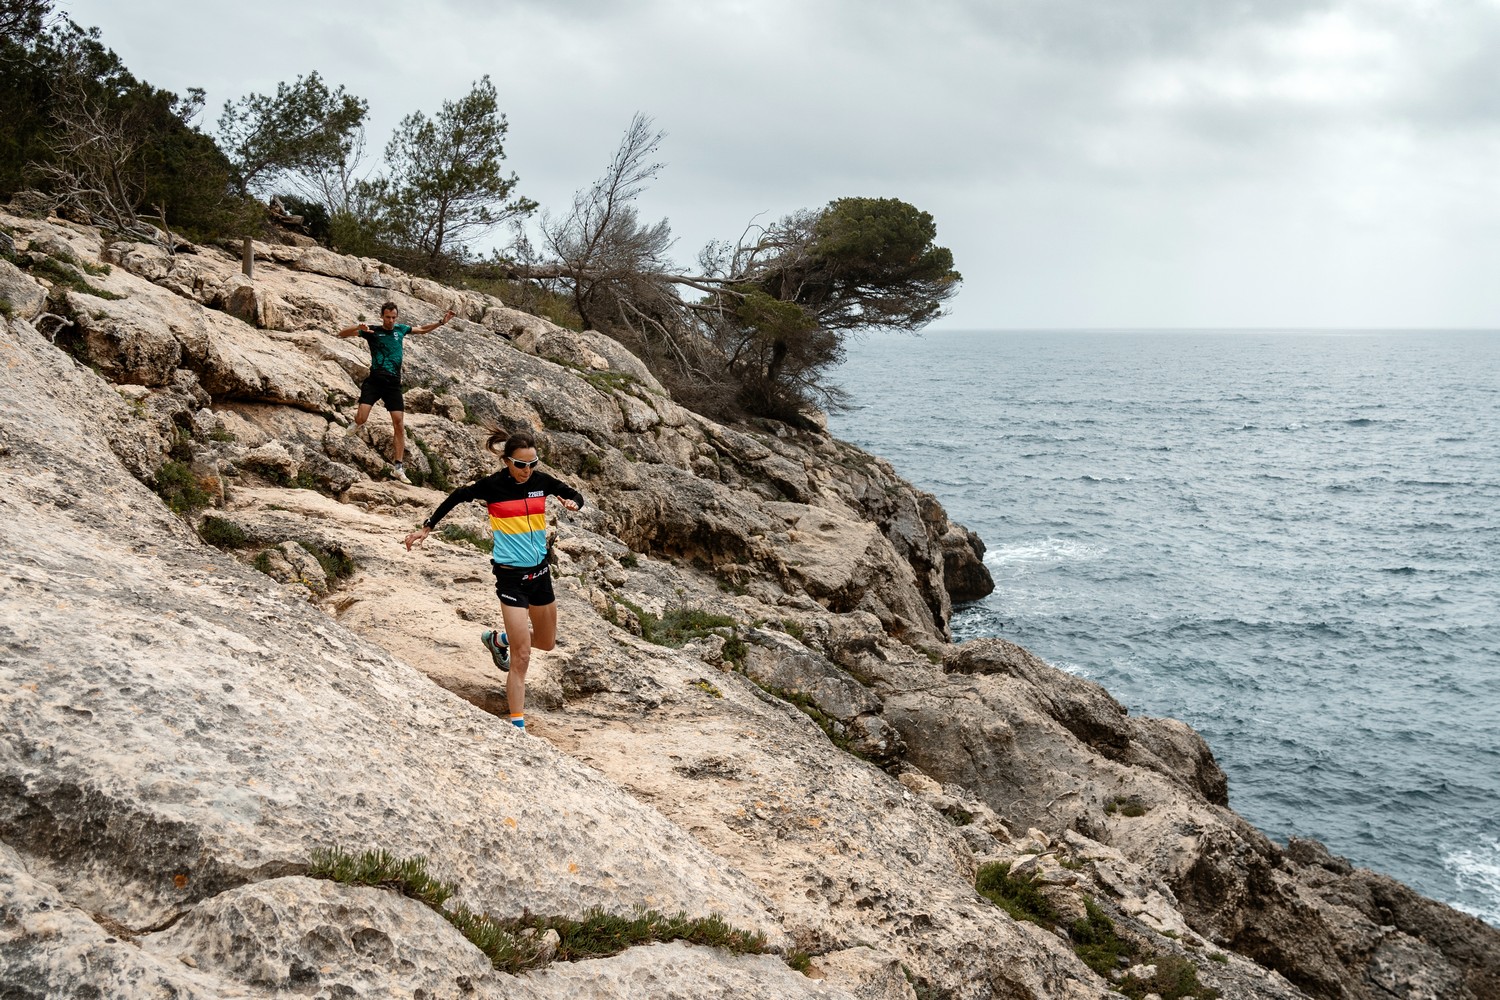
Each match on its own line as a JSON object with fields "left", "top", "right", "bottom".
{"left": 141, "top": 876, "right": 492, "bottom": 997}
{"left": 0, "top": 259, "right": 46, "bottom": 321}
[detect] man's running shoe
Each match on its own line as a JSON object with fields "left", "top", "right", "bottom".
{"left": 481, "top": 630, "right": 510, "bottom": 671}
{"left": 391, "top": 463, "right": 411, "bottom": 484}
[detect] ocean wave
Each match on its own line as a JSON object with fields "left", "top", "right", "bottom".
{"left": 984, "top": 537, "right": 1104, "bottom": 567}
{"left": 1080, "top": 474, "right": 1135, "bottom": 483}
{"left": 1443, "top": 841, "right": 1500, "bottom": 927}
{"left": 1345, "top": 417, "right": 1377, "bottom": 426}
{"left": 1381, "top": 567, "right": 1419, "bottom": 575}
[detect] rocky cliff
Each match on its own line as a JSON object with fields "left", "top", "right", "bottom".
{"left": 1, "top": 207, "right": 1496, "bottom": 1000}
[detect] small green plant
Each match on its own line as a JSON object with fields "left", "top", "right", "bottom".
{"left": 720, "top": 635, "right": 747, "bottom": 668}
{"left": 208, "top": 426, "right": 236, "bottom": 442}
{"left": 690, "top": 678, "right": 723, "bottom": 698}
{"left": 252, "top": 550, "right": 274, "bottom": 575}
{"left": 786, "top": 951, "right": 813, "bottom": 974}
{"left": 618, "top": 552, "right": 639, "bottom": 569}
{"left": 308, "top": 846, "right": 455, "bottom": 908}
{"left": 715, "top": 573, "right": 749, "bottom": 596}
{"left": 580, "top": 369, "right": 641, "bottom": 395}
{"left": 578, "top": 452, "right": 604, "bottom": 476}
{"left": 1209, "top": 952, "right": 1229, "bottom": 963}
{"left": 975, "top": 862, "right": 1058, "bottom": 926}
{"left": 1124, "top": 955, "right": 1219, "bottom": 1000}
{"left": 615, "top": 597, "right": 738, "bottom": 649}
{"left": 153, "top": 460, "right": 214, "bottom": 515}
{"left": 1106, "top": 797, "right": 1149, "bottom": 818}
{"left": 297, "top": 539, "right": 355, "bottom": 583}
{"left": 440, "top": 523, "right": 492, "bottom": 553}
{"left": 1067, "top": 898, "right": 1219, "bottom": 1000}
{"left": 168, "top": 426, "right": 195, "bottom": 463}
{"left": 414, "top": 437, "right": 452, "bottom": 491}
{"left": 781, "top": 619, "right": 805, "bottom": 642}
{"left": 0, "top": 297, "right": 13, "bottom": 319}
{"left": 197, "top": 515, "right": 247, "bottom": 549}
{"left": 27, "top": 255, "right": 122, "bottom": 299}
{"left": 307, "top": 847, "right": 768, "bottom": 975}
{"left": 943, "top": 806, "right": 975, "bottom": 827}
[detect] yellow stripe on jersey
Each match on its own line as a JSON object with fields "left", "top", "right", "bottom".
{"left": 490, "top": 513, "right": 548, "bottom": 535}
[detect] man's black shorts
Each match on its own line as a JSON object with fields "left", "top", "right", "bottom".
{"left": 358, "top": 373, "right": 404, "bottom": 411}
{"left": 492, "top": 561, "right": 555, "bottom": 608}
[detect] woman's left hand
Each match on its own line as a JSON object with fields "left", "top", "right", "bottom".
{"left": 558, "top": 498, "right": 579, "bottom": 511}
{"left": 403, "top": 526, "right": 432, "bottom": 550}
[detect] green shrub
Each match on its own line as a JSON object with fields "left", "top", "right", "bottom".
{"left": 975, "top": 862, "right": 1058, "bottom": 926}
{"left": 197, "top": 515, "right": 247, "bottom": 548}
{"left": 1122, "top": 954, "right": 1219, "bottom": 1000}
{"left": 1066, "top": 898, "right": 1220, "bottom": 1000}
{"left": 1070, "top": 898, "right": 1133, "bottom": 977}
{"left": 0, "top": 297, "right": 12, "bottom": 318}
{"left": 1106, "top": 796, "right": 1149, "bottom": 818}
{"left": 152, "top": 460, "right": 214, "bottom": 515}
{"left": 618, "top": 552, "right": 638, "bottom": 569}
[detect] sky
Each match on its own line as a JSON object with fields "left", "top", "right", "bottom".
{"left": 56, "top": 0, "right": 1500, "bottom": 330}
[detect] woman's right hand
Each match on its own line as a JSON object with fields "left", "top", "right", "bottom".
{"left": 403, "top": 526, "right": 431, "bottom": 551}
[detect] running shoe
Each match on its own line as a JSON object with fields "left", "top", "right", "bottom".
{"left": 481, "top": 630, "right": 510, "bottom": 671}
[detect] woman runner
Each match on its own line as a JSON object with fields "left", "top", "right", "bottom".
{"left": 403, "top": 429, "right": 584, "bottom": 731}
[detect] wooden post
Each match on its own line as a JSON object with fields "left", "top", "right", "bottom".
{"left": 242, "top": 238, "right": 253, "bottom": 278}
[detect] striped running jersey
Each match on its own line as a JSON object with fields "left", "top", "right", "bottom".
{"left": 423, "top": 469, "right": 585, "bottom": 568}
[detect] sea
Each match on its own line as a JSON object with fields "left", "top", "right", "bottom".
{"left": 828, "top": 329, "right": 1500, "bottom": 928}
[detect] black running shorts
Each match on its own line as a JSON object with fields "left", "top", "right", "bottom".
{"left": 492, "top": 561, "right": 554, "bottom": 608}
{"left": 357, "top": 373, "right": 404, "bottom": 411}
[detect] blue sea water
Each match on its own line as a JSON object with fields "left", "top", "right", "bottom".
{"left": 828, "top": 329, "right": 1500, "bottom": 927}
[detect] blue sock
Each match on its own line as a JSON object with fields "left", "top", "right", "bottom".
{"left": 510, "top": 714, "right": 525, "bottom": 730}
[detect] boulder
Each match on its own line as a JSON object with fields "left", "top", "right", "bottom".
{"left": 0, "top": 259, "right": 46, "bottom": 321}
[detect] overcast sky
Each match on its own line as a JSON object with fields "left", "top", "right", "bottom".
{"left": 58, "top": 0, "right": 1500, "bottom": 329}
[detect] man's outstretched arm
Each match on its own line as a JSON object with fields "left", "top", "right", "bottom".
{"left": 411, "top": 310, "right": 456, "bottom": 335}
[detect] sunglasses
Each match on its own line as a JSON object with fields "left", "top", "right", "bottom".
{"left": 508, "top": 456, "right": 541, "bottom": 469}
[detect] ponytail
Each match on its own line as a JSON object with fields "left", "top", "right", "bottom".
{"left": 486, "top": 427, "right": 538, "bottom": 458}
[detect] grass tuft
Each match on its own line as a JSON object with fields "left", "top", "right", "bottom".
{"left": 307, "top": 847, "right": 770, "bottom": 975}
{"left": 440, "top": 523, "right": 491, "bottom": 553}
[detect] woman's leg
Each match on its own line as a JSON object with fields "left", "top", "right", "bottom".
{"left": 528, "top": 601, "right": 558, "bottom": 652}
{"left": 501, "top": 602, "right": 533, "bottom": 719}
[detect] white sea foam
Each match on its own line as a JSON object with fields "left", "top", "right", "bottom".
{"left": 1443, "top": 841, "right": 1500, "bottom": 926}
{"left": 984, "top": 537, "right": 1104, "bottom": 568}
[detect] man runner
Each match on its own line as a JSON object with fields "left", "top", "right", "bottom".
{"left": 337, "top": 302, "right": 455, "bottom": 483}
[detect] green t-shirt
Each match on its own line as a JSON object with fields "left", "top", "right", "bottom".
{"left": 360, "top": 324, "right": 411, "bottom": 378}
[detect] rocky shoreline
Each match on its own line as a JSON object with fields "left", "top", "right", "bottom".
{"left": 2, "top": 207, "right": 1496, "bottom": 999}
